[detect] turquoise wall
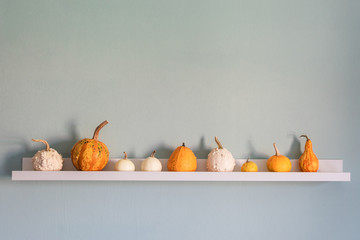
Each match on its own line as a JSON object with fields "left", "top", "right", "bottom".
{"left": 1, "top": 0, "right": 359, "bottom": 239}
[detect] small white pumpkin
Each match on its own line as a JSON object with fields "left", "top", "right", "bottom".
{"left": 32, "top": 139, "right": 63, "bottom": 171}
{"left": 141, "top": 150, "right": 162, "bottom": 171}
{"left": 206, "top": 136, "right": 235, "bottom": 172}
{"left": 114, "top": 152, "right": 135, "bottom": 171}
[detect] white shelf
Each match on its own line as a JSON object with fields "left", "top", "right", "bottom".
{"left": 12, "top": 158, "right": 350, "bottom": 182}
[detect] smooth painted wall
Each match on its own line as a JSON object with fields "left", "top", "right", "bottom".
{"left": 1, "top": 1, "right": 359, "bottom": 239}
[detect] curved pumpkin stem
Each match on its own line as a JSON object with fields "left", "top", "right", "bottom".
{"left": 92, "top": 120, "right": 109, "bottom": 140}
{"left": 123, "top": 152, "right": 128, "bottom": 159}
{"left": 150, "top": 150, "right": 156, "bottom": 158}
{"left": 214, "top": 136, "right": 223, "bottom": 149}
{"left": 300, "top": 135, "right": 310, "bottom": 141}
{"left": 32, "top": 139, "right": 50, "bottom": 151}
{"left": 273, "top": 143, "right": 280, "bottom": 156}
{"left": 182, "top": 142, "right": 185, "bottom": 147}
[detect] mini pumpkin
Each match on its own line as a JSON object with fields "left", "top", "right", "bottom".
{"left": 32, "top": 139, "right": 63, "bottom": 171}
{"left": 167, "top": 143, "right": 197, "bottom": 171}
{"left": 241, "top": 158, "right": 258, "bottom": 172}
{"left": 115, "top": 152, "right": 135, "bottom": 171}
{"left": 71, "top": 120, "right": 109, "bottom": 171}
{"left": 207, "top": 136, "right": 235, "bottom": 172}
{"left": 141, "top": 150, "right": 162, "bottom": 171}
{"left": 299, "top": 135, "right": 319, "bottom": 172}
{"left": 267, "top": 143, "right": 291, "bottom": 172}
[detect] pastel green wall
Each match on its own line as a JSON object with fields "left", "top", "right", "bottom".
{"left": 1, "top": 0, "right": 359, "bottom": 239}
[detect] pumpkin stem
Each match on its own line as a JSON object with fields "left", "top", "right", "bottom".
{"left": 300, "top": 135, "right": 310, "bottom": 141}
{"left": 150, "top": 150, "right": 156, "bottom": 158}
{"left": 124, "top": 152, "right": 127, "bottom": 159}
{"left": 273, "top": 143, "right": 280, "bottom": 156}
{"left": 182, "top": 142, "right": 185, "bottom": 147}
{"left": 214, "top": 136, "right": 223, "bottom": 149}
{"left": 32, "top": 139, "right": 50, "bottom": 151}
{"left": 92, "top": 120, "right": 109, "bottom": 140}
{"left": 246, "top": 158, "right": 249, "bottom": 163}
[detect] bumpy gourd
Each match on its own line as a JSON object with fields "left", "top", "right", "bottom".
{"left": 141, "top": 150, "right": 162, "bottom": 171}
{"left": 207, "top": 136, "right": 235, "bottom": 172}
{"left": 167, "top": 143, "right": 197, "bottom": 171}
{"left": 71, "top": 120, "right": 109, "bottom": 171}
{"left": 241, "top": 158, "right": 258, "bottom": 172}
{"left": 299, "top": 135, "right": 319, "bottom": 172}
{"left": 32, "top": 139, "right": 63, "bottom": 171}
{"left": 115, "top": 152, "right": 135, "bottom": 171}
{"left": 267, "top": 143, "right": 291, "bottom": 172}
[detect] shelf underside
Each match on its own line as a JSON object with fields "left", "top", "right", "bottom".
{"left": 12, "top": 158, "right": 350, "bottom": 181}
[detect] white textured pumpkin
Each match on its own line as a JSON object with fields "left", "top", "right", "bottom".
{"left": 32, "top": 139, "right": 63, "bottom": 171}
{"left": 141, "top": 150, "right": 162, "bottom": 171}
{"left": 115, "top": 152, "right": 135, "bottom": 171}
{"left": 206, "top": 136, "right": 235, "bottom": 172}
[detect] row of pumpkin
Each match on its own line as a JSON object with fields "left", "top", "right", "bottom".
{"left": 31, "top": 120, "right": 319, "bottom": 172}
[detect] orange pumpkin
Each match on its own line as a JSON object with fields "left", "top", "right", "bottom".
{"left": 299, "top": 135, "right": 319, "bottom": 172}
{"left": 167, "top": 143, "right": 197, "bottom": 171}
{"left": 71, "top": 120, "right": 109, "bottom": 171}
{"left": 267, "top": 143, "right": 291, "bottom": 172}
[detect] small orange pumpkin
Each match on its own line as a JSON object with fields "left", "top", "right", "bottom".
{"left": 167, "top": 143, "right": 197, "bottom": 171}
{"left": 299, "top": 135, "right": 319, "bottom": 172}
{"left": 71, "top": 120, "right": 110, "bottom": 171}
{"left": 267, "top": 143, "right": 291, "bottom": 172}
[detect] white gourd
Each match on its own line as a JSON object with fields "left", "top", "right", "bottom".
{"left": 141, "top": 150, "right": 162, "bottom": 171}
{"left": 114, "top": 152, "right": 135, "bottom": 171}
{"left": 32, "top": 139, "right": 63, "bottom": 171}
{"left": 206, "top": 136, "right": 235, "bottom": 172}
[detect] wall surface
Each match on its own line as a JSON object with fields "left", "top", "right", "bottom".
{"left": 1, "top": 1, "right": 359, "bottom": 239}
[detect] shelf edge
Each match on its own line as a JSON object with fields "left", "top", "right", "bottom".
{"left": 12, "top": 171, "right": 351, "bottom": 182}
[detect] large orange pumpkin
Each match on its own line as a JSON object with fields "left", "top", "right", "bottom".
{"left": 267, "top": 143, "right": 291, "bottom": 172}
{"left": 71, "top": 120, "right": 109, "bottom": 171}
{"left": 167, "top": 143, "right": 197, "bottom": 171}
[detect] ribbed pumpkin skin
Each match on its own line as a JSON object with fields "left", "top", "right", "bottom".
{"left": 299, "top": 138, "right": 319, "bottom": 172}
{"left": 167, "top": 145, "right": 197, "bottom": 171}
{"left": 71, "top": 138, "right": 109, "bottom": 171}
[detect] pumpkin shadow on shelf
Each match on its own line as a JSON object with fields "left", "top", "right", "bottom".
{"left": 233, "top": 140, "right": 269, "bottom": 172}
{"left": 193, "top": 136, "right": 211, "bottom": 159}
{"left": 286, "top": 134, "right": 302, "bottom": 159}
{"left": 233, "top": 164, "right": 242, "bottom": 172}
{"left": 1, "top": 138, "right": 33, "bottom": 178}
{"left": 2, "top": 121, "right": 79, "bottom": 178}
{"left": 247, "top": 140, "right": 269, "bottom": 159}
{"left": 145, "top": 143, "right": 173, "bottom": 159}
